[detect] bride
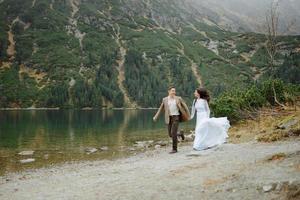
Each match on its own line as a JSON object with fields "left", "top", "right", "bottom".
{"left": 190, "top": 88, "right": 230, "bottom": 151}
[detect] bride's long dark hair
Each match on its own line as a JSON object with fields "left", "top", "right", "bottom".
{"left": 196, "top": 88, "right": 210, "bottom": 103}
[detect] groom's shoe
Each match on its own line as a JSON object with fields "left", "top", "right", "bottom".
{"left": 180, "top": 133, "right": 185, "bottom": 141}
{"left": 178, "top": 130, "right": 185, "bottom": 141}
{"left": 169, "top": 150, "right": 177, "bottom": 154}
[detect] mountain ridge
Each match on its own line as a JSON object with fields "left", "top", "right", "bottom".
{"left": 0, "top": 0, "right": 299, "bottom": 108}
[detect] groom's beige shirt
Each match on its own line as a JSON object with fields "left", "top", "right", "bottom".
{"left": 153, "top": 96, "right": 190, "bottom": 124}
{"left": 167, "top": 96, "right": 180, "bottom": 116}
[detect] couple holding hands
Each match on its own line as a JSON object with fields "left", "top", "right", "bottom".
{"left": 153, "top": 86, "right": 230, "bottom": 154}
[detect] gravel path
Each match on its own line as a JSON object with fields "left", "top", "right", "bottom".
{"left": 0, "top": 139, "right": 299, "bottom": 200}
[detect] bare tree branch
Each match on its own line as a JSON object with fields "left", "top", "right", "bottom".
{"left": 264, "top": 0, "right": 286, "bottom": 108}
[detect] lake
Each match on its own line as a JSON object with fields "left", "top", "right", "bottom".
{"left": 0, "top": 110, "right": 194, "bottom": 175}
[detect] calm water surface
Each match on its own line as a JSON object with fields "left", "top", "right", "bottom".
{"left": 0, "top": 110, "right": 194, "bottom": 175}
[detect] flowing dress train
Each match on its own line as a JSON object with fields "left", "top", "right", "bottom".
{"left": 191, "top": 99, "right": 230, "bottom": 150}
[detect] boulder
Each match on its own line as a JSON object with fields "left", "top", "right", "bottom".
{"left": 185, "top": 134, "right": 195, "bottom": 141}
{"left": 155, "top": 141, "right": 168, "bottom": 146}
{"left": 134, "top": 142, "right": 147, "bottom": 148}
{"left": 147, "top": 140, "right": 154, "bottom": 144}
{"left": 134, "top": 140, "right": 154, "bottom": 148}
{"left": 275, "top": 182, "right": 284, "bottom": 191}
{"left": 100, "top": 146, "right": 109, "bottom": 151}
{"left": 20, "top": 158, "right": 35, "bottom": 164}
{"left": 18, "top": 150, "right": 34, "bottom": 156}
{"left": 85, "top": 147, "right": 98, "bottom": 154}
{"left": 262, "top": 184, "right": 275, "bottom": 192}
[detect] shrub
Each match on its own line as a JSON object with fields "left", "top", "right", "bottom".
{"left": 210, "top": 95, "right": 241, "bottom": 122}
{"left": 243, "top": 85, "right": 266, "bottom": 108}
{"left": 236, "top": 41, "right": 253, "bottom": 53}
{"left": 261, "top": 79, "right": 286, "bottom": 106}
{"left": 210, "top": 79, "right": 299, "bottom": 122}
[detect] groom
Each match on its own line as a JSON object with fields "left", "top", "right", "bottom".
{"left": 153, "top": 86, "right": 190, "bottom": 154}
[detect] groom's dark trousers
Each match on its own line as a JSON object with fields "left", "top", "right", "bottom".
{"left": 168, "top": 115, "right": 179, "bottom": 151}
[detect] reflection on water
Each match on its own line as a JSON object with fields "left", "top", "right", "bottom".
{"left": 0, "top": 110, "right": 194, "bottom": 174}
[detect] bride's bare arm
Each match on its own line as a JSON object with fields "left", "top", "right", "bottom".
{"left": 190, "top": 99, "right": 196, "bottom": 120}
{"left": 205, "top": 100, "right": 210, "bottom": 118}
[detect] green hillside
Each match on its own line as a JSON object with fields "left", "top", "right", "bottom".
{"left": 0, "top": 0, "right": 299, "bottom": 108}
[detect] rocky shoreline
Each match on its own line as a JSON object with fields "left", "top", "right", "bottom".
{"left": 7, "top": 138, "right": 192, "bottom": 173}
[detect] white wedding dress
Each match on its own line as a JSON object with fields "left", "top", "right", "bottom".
{"left": 191, "top": 99, "right": 230, "bottom": 151}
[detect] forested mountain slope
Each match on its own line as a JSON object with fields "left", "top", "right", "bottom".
{"left": 0, "top": 0, "right": 299, "bottom": 108}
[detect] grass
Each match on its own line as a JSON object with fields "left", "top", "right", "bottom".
{"left": 228, "top": 105, "right": 300, "bottom": 144}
